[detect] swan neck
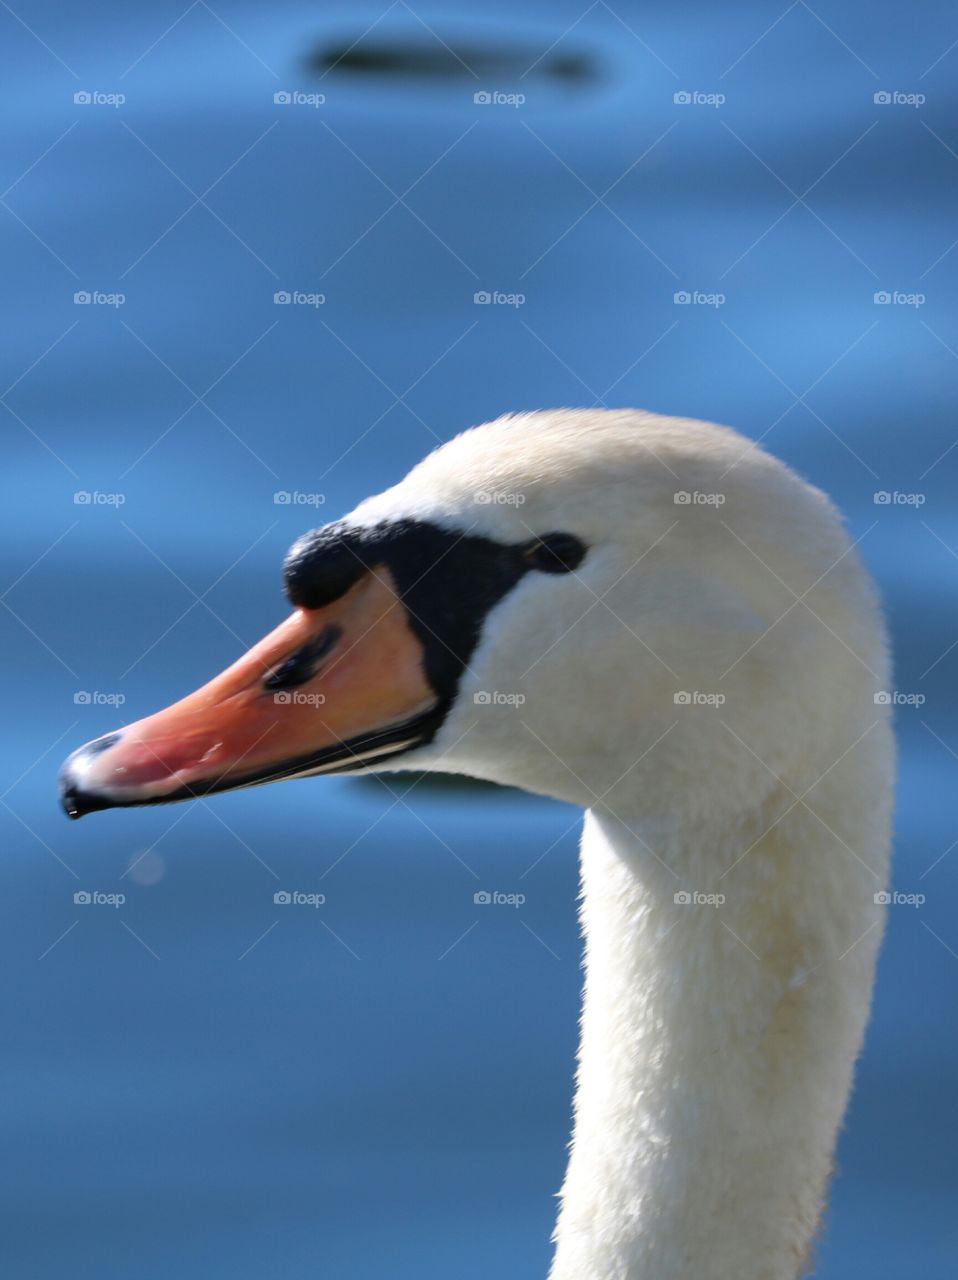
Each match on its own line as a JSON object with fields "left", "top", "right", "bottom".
{"left": 549, "top": 799, "right": 884, "bottom": 1280}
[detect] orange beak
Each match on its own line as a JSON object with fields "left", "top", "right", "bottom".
{"left": 59, "top": 566, "right": 438, "bottom": 818}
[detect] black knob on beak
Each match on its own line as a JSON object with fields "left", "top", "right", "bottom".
{"left": 283, "top": 522, "right": 368, "bottom": 609}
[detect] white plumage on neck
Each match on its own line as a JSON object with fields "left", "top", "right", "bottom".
{"left": 351, "top": 408, "right": 893, "bottom": 1278}
{"left": 553, "top": 777, "right": 888, "bottom": 1279}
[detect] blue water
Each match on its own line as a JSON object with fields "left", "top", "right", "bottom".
{"left": 2, "top": 1, "right": 956, "bottom": 1275}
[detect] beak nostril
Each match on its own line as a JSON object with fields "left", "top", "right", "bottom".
{"left": 83, "top": 731, "right": 123, "bottom": 758}
{"left": 263, "top": 624, "right": 343, "bottom": 692}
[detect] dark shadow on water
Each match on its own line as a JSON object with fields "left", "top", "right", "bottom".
{"left": 308, "top": 37, "right": 600, "bottom": 85}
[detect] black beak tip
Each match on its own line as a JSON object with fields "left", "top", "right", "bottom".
{"left": 59, "top": 785, "right": 114, "bottom": 820}
{"left": 60, "top": 786, "right": 83, "bottom": 820}
{"left": 57, "top": 732, "right": 124, "bottom": 821}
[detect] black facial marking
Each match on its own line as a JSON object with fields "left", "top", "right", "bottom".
{"left": 263, "top": 625, "right": 342, "bottom": 691}
{"left": 282, "top": 517, "right": 588, "bottom": 764}
{"left": 284, "top": 519, "right": 527, "bottom": 704}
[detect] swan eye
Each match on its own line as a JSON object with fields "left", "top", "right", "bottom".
{"left": 522, "top": 533, "right": 586, "bottom": 574}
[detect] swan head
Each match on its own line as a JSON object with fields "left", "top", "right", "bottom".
{"left": 59, "top": 409, "right": 887, "bottom": 825}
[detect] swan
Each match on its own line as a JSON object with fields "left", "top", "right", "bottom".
{"left": 58, "top": 408, "right": 893, "bottom": 1280}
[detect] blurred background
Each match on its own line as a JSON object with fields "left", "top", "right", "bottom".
{"left": 2, "top": 1, "right": 956, "bottom": 1276}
